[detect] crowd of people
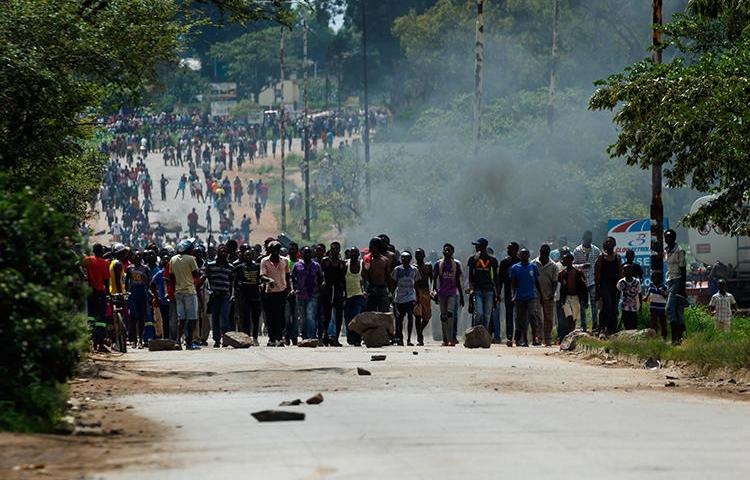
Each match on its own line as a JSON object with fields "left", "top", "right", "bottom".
{"left": 82, "top": 227, "right": 700, "bottom": 353}
{"left": 97, "top": 109, "right": 367, "bottom": 248}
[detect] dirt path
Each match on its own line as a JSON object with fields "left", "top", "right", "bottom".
{"left": 5, "top": 344, "right": 749, "bottom": 479}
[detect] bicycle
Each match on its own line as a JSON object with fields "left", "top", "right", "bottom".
{"left": 108, "top": 293, "right": 129, "bottom": 353}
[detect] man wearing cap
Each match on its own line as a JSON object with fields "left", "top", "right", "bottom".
{"left": 169, "top": 239, "right": 201, "bottom": 349}
{"left": 467, "top": 238, "right": 499, "bottom": 331}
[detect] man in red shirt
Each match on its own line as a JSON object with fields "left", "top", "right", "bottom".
{"left": 83, "top": 243, "right": 110, "bottom": 352}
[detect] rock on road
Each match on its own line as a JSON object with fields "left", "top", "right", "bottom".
{"left": 95, "top": 345, "right": 750, "bottom": 480}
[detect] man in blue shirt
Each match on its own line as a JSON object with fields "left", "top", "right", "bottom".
{"left": 510, "top": 248, "right": 541, "bottom": 347}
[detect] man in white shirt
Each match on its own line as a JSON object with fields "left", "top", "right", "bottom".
{"left": 709, "top": 279, "right": 737, "bottom": 332}
{"left": 572, "top": 230, "right": 601, "bottom": 331}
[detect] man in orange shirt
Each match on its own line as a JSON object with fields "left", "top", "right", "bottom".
{"left": 83, "top": 243, "right": 110, "bottom": 352}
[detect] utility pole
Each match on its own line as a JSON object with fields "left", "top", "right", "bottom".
{"left": 303, "top": 16, "right": 311, "bottom": 240}
{"left": 651, "top": 0, "right": 664, "bottom": 282}
{"left": 473, "top": 0, "right": 484, "bottom": 157}
{"left": 362, "top": 0, "right": 371, "bottom": 206}
{"left": 279, "top": 27, "right": 287, "bottom": 233}
{"left": 548, "top": 0, "right": 559, "bottom": 128}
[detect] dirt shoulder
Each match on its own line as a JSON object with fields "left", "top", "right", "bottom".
{"left": 562, "top": 346, "right": 750, "bottom": 402}
{"left": 0, "top": 354, "right": 183, "bottom": 480}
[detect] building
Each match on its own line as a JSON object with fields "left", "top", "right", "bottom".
{"left": 257, "top": 78, "right": 300, "bottom": 109}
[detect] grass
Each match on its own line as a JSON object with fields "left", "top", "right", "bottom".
{"left": 579, "top": 306, "right": 750, "bottom": 370}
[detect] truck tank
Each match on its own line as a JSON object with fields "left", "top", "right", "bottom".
{"left": 688, "top": 195, "right": 750, "bottom": 305}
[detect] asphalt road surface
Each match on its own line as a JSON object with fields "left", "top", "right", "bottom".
{"left": 93, "top": 344, "right": 750, "bottom": 480}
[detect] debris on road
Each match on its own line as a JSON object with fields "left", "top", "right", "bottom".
{"left": 348, "top": 312, "right": 394, "bottom": 347}
{"left": 222, "top": 332, "right": 253, "bottom": 349}
{"left": 357, "top": 367, "right": 371, "bottom": 376}
{"left": 279, "top": 399, "right": 302, "bottom": 406}
{"left": 644, "top": 358, "right": 661, "bottom": 370}
{"left": 666, "top": 375, "right": 679, "bottom": 380}
{"left": 665, "top": 381, "right": 678, "bottom": 387}
{"left": 298, "top": 338, "right": 319, "bottom": 348}
{"left": 413, "top": 351, "right": 418, "bottom": 355}
{"left": 251, "top": 410, "right": 306, "bottom": 422}
{"left": 371, "top": 355, "right": 386, "bottom": 362}
{"left": 148, "top": 338, "right": 180, "bottom": 351}
{"left": 463, "top": 325, "right": 491, "bottom": 348}
{"left": 560, "top": 329, "right": 591, "bottom": 351}
{"left": 306, "top": 393, "right": 324, "bottom": 405}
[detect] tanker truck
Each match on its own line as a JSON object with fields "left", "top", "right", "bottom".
{"left": 687, "top": 195, "right": 750, "bottom": 305}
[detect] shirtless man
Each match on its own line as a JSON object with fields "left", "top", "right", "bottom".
{"left": 362, "top": 237, "right": 393, "bottom": 312}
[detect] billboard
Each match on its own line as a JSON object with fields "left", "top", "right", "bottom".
{"left": 210, "top": 100, "right": 237, "bottom": 118}
{"left": 209, "top": 82, "right": 237, "bottom": 100}
{"left": 607, "top": 218, "right": 669, "bottom": 286}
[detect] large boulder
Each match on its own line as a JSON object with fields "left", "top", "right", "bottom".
{"left": 361, "top": 328, "right": 391, "bottom": 348}
{"left": 222, "top": 331, "right": 253, "bottom": 349}
{"left": 148, "top": 338, "right": 180, "bottom": 351}
{"left": 560, "top": 329, "right": 592, "bottom": 351}
{"left": 612, "top": 329, "right": 658, "bottom": 341}
{"left": 348, "top": 312, "right": 395, "bottom": 335}
{"left": 463, "top": 325, "right": 491, "bottom": 349}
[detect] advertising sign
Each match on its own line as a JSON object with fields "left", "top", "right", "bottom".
{"left": 607, "top": 218, "right": 669, "bottom": 286}
{"left": 210, "top": 100, "right": 236, "bottom": 118}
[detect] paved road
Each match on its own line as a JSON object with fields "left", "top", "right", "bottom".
{"left": 96, "top": 345, "right": 750, "bottom": 480}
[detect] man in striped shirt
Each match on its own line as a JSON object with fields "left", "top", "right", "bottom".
{"left": 572, "top": 230, "right": 601, "bottom": 332}
{"left": 206, "top": 245, "right": 234, "bottom": 347}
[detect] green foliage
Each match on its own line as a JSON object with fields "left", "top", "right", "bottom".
{"left": 580, "top": 306, "right": 750, "bottom": 370}
{"left": 590, "top": 5, "right": 750, "bottom": 234}
{"left": 0, "top": 183, "right": 89, "bottom": 432}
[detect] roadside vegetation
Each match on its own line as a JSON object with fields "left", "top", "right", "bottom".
{"left": 579, "top": 307, "right": 750, "bottom": 371}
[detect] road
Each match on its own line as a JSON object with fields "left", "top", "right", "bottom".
{"left": 86, "top": 344, "right": 750, "bottom": 480}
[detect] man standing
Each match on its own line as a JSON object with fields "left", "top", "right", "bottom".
{"left": 83, "top": 244, "right": 110, "bottom": 352}
{"left": 362, "top": 237, "right": 392, "bottom": 313}
{"left": 557, "top": 252, "right": 587, "bottom": 340}
{"left": 205, "top": 206, "right": 212, "bottom": 234}
{"left": 595, "top": 237, "right": 623, "bottom": 335}
{"left": 320, "top": 242, "right": 347, "bottom": 346}
{"left": 466, "top": 237, "right": 499, "bottom": 330}
{"left": 391, "top": 251, "right": 421, "bottom": 346}
{"left": 206, "top": 245, "right": 233, "bottom": 347}
{"left": 187, "top": 208, "right": 199, "bottom": 238}
{"left": 499, "top": 242, "right": 520, "bottom": 346}
{"left": 665, "top": 229, "right": 687, "bottom": 343}
{"left": 533, "top": 244, "right": 559, "bottom": 347}
{"left": 291, "top": 246, "right": 324, "bottom": 341}
{"left": 413, "top": 248, "right": 433, "bottom": 346}
{"left": 260, "top": 241, "right": 290, "bottom": 346}
{"left": 169, "top": 240, "right": 201, "bottom": 349}
{"left": 573, "top": 231, "right": 601, "bottom": 331}
{"left": 240, "top": 214, "right": 251, "bottom": 244}
{"left": 160, "top": 174, "right": 169, "bottom": 201}
{"left": 232, "top": 248, "right": 262, "bottom": 345}
{"left": 510, "top": 248, "right": 540, "bottom": 347}
{"left": 432, "top": 243, "right": 464, "bottom": 347}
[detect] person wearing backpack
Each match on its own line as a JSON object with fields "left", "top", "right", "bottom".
{"left": 432, "top": 243, "right": 465, "bottom": 346}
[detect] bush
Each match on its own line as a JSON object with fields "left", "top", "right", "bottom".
{"left": 0, "top": 184, "right": 89, "bottom": 431}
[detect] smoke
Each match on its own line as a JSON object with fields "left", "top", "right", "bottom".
{"left": 339, "top": 0, "right": 691, "bottom": 258}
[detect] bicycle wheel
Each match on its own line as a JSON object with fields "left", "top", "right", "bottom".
{"left": 114, "top": 313, "right": 127, "bottom": 353}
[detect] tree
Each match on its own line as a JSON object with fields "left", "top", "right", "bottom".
{"left": 589, "top": 3, "right": 750, "bottom": 234}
